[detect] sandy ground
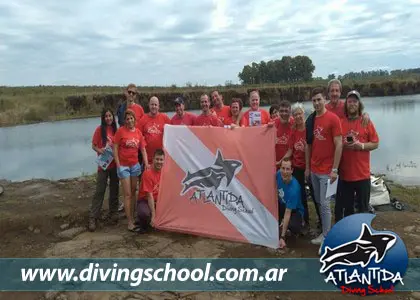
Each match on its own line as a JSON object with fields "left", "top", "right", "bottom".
{"left": 0, "top": 176, "right": 419, "bottom": 300}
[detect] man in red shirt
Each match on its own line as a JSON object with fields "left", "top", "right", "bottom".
{"left": 325, "top": 79, "right": 345, "bottom": 119}
{"left": 326, "top": 79, "right": 370, "bottom": 126}
{"left": 137, "top": 96, "right": 171, "bottom": 164}
{"left": 335, "top": 90, "right": 379, "bottom": 222}
{"left": 171, "top": 97, "right": 197, "bottom": 125}
{"left": 275, "top": 100, "right": 294, "bottom": 166}
{"left": 305, "top": 87, "right": 343, "bottom": 247}
{"left": 211, "top": 90, "right": 232, "bottom": 124}
{"left": 136, "top": 149, "right": 165, "bottom": 232}
{"left": 117, "top": 83, "right": 145, "bottom": 127}
{"left": 241, "top": 89, "right": 271, "bottom": 127}
{"left": 193, "top": 94, "right": 224, "bottom": 127}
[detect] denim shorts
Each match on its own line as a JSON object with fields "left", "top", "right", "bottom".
{"left": 117, "top": 163, "right": 141, "bottom": 179}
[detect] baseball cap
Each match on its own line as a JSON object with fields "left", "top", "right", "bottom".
{"left": 174, "top": 97, "right": 184, "bottom": 105}
{"left": 346, "top": 90, "right": 361, "bottom": 100}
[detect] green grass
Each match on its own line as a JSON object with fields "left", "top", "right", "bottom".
{"left": 1, "top": 75, "right": 420, "bottom": 127}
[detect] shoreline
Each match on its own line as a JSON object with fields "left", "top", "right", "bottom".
{"left": 1, "top": 93, "right": 420, "bottom": 129}
{"left": 2, "top": 80, "right": 420, "bottom": 128}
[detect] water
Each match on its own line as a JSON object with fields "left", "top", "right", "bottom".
{"left": 1, "top": 95, "right": 419, "bottom": 185}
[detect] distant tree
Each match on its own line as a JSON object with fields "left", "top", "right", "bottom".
{"left": 238, "top": 55, "right": 316, "bottom": 84}
{"left": 327, "top": 74, "right": 336, "bottom": 80}
{"left": 225, "top": 80, "right": 234, "bottom": 87}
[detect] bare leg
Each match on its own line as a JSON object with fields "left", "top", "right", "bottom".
{"left": 120, "top": 177, "right": 135, "bottom": 229}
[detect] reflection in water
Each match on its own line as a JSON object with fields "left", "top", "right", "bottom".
{"left": 380, "top": 100, "right": 416, "bottom": 114}
{"left": 1, "top": 95, "right": 420, "bottom": 185}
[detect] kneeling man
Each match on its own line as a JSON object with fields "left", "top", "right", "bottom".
{"left": 277, "top": 158, "right": 305, "bottom": 249}
{"left": 136, "top": 149, "right": 165, "bottom": 232}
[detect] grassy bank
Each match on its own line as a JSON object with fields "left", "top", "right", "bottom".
{"left": 1, "top": 76, "right": 420, "bottom": 127}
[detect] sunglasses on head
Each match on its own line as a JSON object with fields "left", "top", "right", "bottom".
{"left": 128, "top": 91, "right": 136, "bottom": 95}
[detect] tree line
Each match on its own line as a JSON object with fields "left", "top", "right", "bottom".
{"left": 238, "top": 55, "right": 420, "bottom": 85}
{"left": 329, "top": 68, "right": 420, "bottom": 80}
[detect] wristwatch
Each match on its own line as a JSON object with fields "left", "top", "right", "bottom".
{"left": 332, "top": 168, "right": 338, "bottom": 173}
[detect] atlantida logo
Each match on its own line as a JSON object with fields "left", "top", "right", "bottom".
{"left": 319, "top": 213, "right": 408, "bottom": 297}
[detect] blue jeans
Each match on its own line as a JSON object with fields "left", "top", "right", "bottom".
{"left": 310, "top": 172, "right": 331, "bottom": 237}
{"left": 117, "top": 163, "right": 141, "bottom": 179}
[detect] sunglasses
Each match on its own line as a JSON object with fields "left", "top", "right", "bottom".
{"left": 127, "top": 91, "right": 136, "bottom": 95}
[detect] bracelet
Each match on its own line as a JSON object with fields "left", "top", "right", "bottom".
{"left": 362, "top": 143, "right": 365, "bottom": 150}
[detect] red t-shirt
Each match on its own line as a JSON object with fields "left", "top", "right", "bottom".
{"left": 193, "top": 114, "right": 224, "bottom": 127}
{"left": 114, "top": 126, "right": 146, "bottom": 167}
{"left": 138, "top": 168, "right": 161, "bottom": 201}
{"left": 223, "top": 115, "right": 245, "bottom": 126}
{"left": 311, "top": 111, "right": 342, "bottom": 175}
{"left": 339, "top": 117, "right": 379, "bottom": 181}
{"left": 326, "top": 100, "right": 345, "bottom": 119}
{"left": 92, "top": 125, "right": 117, "bottom": 170}
{"left": 275, "top": 119, "right": 294, "bottom": 162}
{"left": 138, "top": 113, "right": 171, "bottom": 164}
{"left": 242, "top": 109, "right": 270, "bottom": 127}
{"left": 212, "top": 105, "right": 231, "bottom": 124}
{"left": 289, "top": 128, "right": 306, "bottom": 169}
{"left": 171, "top": 112, "right": 197, "bottom": 125}
{"left": 127, "top": 103, "right": 145, "bottom": 124}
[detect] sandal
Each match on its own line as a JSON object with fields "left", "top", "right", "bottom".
{"left": 128, "top": 226, "right": 142, "bottom": 233}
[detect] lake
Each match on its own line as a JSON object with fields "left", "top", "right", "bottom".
{"left": 0, "top": 95, "right": 419, "bottom": 185}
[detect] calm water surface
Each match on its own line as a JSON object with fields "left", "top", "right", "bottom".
{"left": 1, "top": 95, "right": 419, "bottom": 185}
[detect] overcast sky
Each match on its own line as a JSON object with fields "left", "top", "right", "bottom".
{"left": 1, "top": 0, "right": 419, "bottom": 86}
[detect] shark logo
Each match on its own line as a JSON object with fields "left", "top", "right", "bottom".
{"left": 181, "top": 149, "right": 242, "bottom": 195}
{"left": 320, "top": 223, "right": 396, "bottom": 273}
{"left": 320, "top": 214, "right": 408, "bottom": 297}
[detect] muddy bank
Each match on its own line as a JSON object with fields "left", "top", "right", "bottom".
{"left": 0, "top": 176, "right": 419, "bottom": 300}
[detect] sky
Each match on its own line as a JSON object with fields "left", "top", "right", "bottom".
{"left": 1, "top": 0, "right": 420, "bottom": 86}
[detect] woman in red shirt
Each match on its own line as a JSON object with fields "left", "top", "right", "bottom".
{"left": 223, "top": 98, "right": 245, "bottom": 127}
{"left": 283, "top": 103, "right": 321, "bottom": 229}
{"left": 113, "top": 109, "right": 148, "bottom": 232}
{"left": 88, "top": 108, "right": 119, "bottom": 231}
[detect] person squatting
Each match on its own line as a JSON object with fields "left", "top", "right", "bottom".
{"left": 88, "top": 80, "right": 380, "bottom": 253}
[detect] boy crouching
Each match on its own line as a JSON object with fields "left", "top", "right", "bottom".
{"left": 136, "top": 149, "right": 165, "bottom": 232}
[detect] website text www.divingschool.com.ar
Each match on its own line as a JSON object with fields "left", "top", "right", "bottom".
{"left": 20, "top": 262, "right": 289, "bottom": 288}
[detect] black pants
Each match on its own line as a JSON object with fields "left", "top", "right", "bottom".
{"left": 89, "top": 168, "right": 119, "bottom": 219}
{"left": 288, "top": 212, "right": 303, "bottom": 234}
{"left": 293, "top": 167, "right": 321, "bottom": 225}
{"left": 335, "top": 178, "right": 371, "bottom": 223}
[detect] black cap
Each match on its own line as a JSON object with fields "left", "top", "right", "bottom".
{"left": 174, "top": 97, "right": 184, "bottom": 105}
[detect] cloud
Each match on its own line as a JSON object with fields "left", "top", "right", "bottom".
{"left": 0, "top": 0, "right": 419, "bottom": 86}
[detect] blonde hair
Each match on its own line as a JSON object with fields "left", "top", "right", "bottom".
{"left": 291, "top": 102, "right": 305, "bottom": 115}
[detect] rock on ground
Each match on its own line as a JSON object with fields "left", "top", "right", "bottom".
{"left": 58, "top": 227, "right": 86, "bottom": 239}
{"left": 405, "top": 226, "right": 416, "bottom": 233}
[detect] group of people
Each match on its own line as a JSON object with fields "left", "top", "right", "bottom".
{"left": 88, "top": 80, "right": 380, "bottom": 253}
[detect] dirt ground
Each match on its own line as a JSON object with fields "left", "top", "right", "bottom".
{"left": 0, "top": 176, "right": 419, "bottom": 300}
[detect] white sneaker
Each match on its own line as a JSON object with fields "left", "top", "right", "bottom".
{"left": 318, "top": 241, "right": 325, "bottom": 256}
{"left": 118, "top": 201, "right": 124, "bottom": 212}
{"left": 311, "top": 233, "right": 325, "bottom": 245}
